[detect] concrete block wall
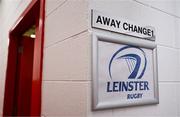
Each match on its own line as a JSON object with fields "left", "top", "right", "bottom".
{"left": 43, "top": 0, "right": 180, "bottom": 117}
{"left": 0, "top": 0, "right": 179, "bottom": 117}
{"left": 42, "top": 0, "right": 89, "bottom": 116}
{"left": 0, "top": 0, "right": 31, "bottom": 115}
{"left": 87, "top": 0, "right": 180, "bottom": 117}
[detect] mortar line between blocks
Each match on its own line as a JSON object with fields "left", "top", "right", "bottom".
{"left": 133, "top": 0, "right": 180, "bottom": 19}
{"left": 45, "top": 29, "right": 88, "bottom": 48}
{"left": 42, "top": 80, "right": 91, "bottom": 83}
{"left": 46, "top": 0, "right": 68, "bottom": 17}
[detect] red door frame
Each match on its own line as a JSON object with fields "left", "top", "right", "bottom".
{"left": 3, "top": 0, "right": 45, "bottom": 116}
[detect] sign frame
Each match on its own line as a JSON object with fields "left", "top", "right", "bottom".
{"left": 92, "top": 32, "right": 159, "bottom": 110}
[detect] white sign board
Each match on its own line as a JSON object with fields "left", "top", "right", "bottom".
{"left": 92, "top": 10, "right": 155, "bottom": 41}
{"left": 92, "top": 33, "right": 159, "bottom": 110}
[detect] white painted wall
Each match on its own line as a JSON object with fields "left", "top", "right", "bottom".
{"left": 42, "top": 0, "right": 89, "bottom": 116}
{"left": 43, "top": 0, "right": 180, "bottom": 117}
{"left": 87, "top": 0, "right": 180, "bottom": 117}
{"left": 0, "top": 0, "right": 180, "bottom": 117}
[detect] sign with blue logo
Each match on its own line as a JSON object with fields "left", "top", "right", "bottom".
{"left": 92, "top": 32, "right": 159, "bottom": 110}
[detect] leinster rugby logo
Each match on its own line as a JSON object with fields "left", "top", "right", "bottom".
{"left": 109, "top": 45, "right": 147, "bottom": 79}
{"left": 106, "top": 45, "right": 149, "bottom": 99}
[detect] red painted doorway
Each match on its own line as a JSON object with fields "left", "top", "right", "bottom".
{"left": 13, "top": 36, "right": 35, "bottom": 116}
{"left": 3, "top": 0, "right": 45, "bottom": 116}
